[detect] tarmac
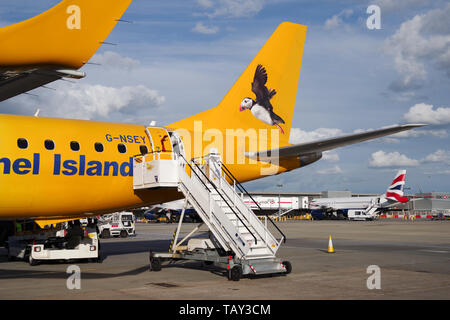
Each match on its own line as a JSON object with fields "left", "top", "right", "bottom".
{"left": 0, "top": 220, "right": 449, "bottom": 300}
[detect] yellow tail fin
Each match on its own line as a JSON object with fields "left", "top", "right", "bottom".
{"left": 0, "top": 0, "right": 132, "bottom": 69}
{"left": 170, "top": 22, "right": 307, "bottom": 159}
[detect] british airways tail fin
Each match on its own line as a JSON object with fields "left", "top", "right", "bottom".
{"left": 385, "top": 170, "right": 409, "bottom": 203}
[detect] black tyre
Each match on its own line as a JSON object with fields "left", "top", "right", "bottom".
{"left": 101, "top": 229, "right": 110, "bottom": 239}
{"left": 120, "top": 230, "right": 128, "bottom": 238}
{"left": 151, "top": 257, "right": 162, "bottom": 271}
{"left": 228, "top": 266, "right": 242, "bottom": 281}
{"left": 29, "top": 256, "right": 39, "bottom": 266}
{"left": 6, "top": 244, "right": 14, "bottom": 261}
{"left": 96, "top": 251, "right": 103, "bottom": 263}
{"left": 282, "top": 261, "right": 292, "bottom": 274}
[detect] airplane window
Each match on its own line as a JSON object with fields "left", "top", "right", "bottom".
{"left": 117, "top": 144, "right": 127, "bottom": 154}
{"left": 44, "top": 140, "right": 55, "bottom": 150}
{"left": 70, "top": 141, "right": 80, "bottom": 151}
{"left": 95, "top": 142, "right": 104, "bottom": 153}
{"left": 140, "top": 145, "right": 148, "bottom": 155}
{"left": 17, "top": 138, "right": 28, "bottom": 149}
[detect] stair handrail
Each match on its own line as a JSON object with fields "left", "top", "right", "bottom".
{"left": 218, "top": 160, "right": 286, "bottom": 244}
{"left": 179, "top": 154, "right": 258, "bottom": 245}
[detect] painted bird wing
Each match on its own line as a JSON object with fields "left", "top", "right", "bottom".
{"left": 270, "top": 110, "right": 285, "bottom": 124}
{"left": 251, "top": 64, "right": 270, "bottom": 103}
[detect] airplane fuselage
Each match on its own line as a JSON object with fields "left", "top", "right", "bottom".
{"left": 0, "top": 114, "right": 301, "bottom": 220}
{"left": 309, "top": 196, "right": 387, "bottom": 211}
{"left": 0, "top": 114, "right": 182, "bottom": 219}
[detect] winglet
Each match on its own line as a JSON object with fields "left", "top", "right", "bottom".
{"left": 0, "top": 0, "right": 133, "bottom": 69}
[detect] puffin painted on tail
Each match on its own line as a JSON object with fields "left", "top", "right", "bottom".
{"left": 239, "top": 64, "right": 285, "bottom": 134}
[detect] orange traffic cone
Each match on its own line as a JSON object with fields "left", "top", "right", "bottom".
{"left": 328, "top": 235, "right": 335, "bottom": 253}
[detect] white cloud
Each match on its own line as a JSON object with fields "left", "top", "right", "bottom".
{"left": 91, "top": 51, "right": 140, "bottom": 70}
{"left": 316, "top": 165, "right": 343, "bottom": 175}
{"left": 322, "top": 151, "right": 340, "bottom": 163}
{"left": 324, "top": 15, "right": 342, "bottom": 31}
{"left": 324, "top": 9, "right": 353, "bottom": 30}
{"left": 373, "top": 0, "right": 431, "bottom": 12}
{"left": 192, "top": 22, "right": 219, "bottom": 35}
{"left": 369, "top": 150, "right": 420, "bottom": 168}
{"left": 403, "top": 103, "right": 450, "bottom": 124}
{"left": 196, "top": 0, "right": 214, "bottom": 8}
{"left": 199, "top": 0, "right": 267, "bottom": 18}
{"left": 370, "top": 149, "right": 450, "bottom": 169}
{"left": 9, "top": 82, "right": 165, "bottom": 124}
{"left": 422, "top": 149, "right": 450, "bottom": 164}
{"left": 384, "top": 4, "right": 450, "bottom": 91}
{"left": 289, "top": 127, "right": 344, "bottom": 144}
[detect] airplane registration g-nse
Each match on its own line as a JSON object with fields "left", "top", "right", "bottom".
{"left": 0, "top": 0, "right": 425, "bottom": 228}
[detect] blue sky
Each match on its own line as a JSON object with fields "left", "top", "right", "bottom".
{"left": 1, "top": 0, "right": 450, "bottom": 194}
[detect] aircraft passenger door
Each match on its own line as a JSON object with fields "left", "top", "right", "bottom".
{"left": 144, "top": 128, "right": 155, "bottom": 154}
{"left": 169, "top": 131, "right": 185, "bottom": 159}
{"left": 147, "top": 128, "right": 173, "bottom": 160}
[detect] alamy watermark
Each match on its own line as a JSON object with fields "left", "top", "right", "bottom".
{"left": 175, "top": 121, "right": 281, "bottom": 176}
{"left": 366, "top": 5, "right": 381, "bottom": 30}
{"left": 66, "top": 265, "right": 81, "bottom": 290}
{"left": 366, "top": 265, "right": 381, "bottom": 290}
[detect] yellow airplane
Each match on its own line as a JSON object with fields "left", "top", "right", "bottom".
{"left": 0, "top": 1, "right": 424, "bottom": 231}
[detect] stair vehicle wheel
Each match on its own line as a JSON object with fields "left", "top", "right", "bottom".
{"left": 228, "top": 266, "right": 242, "bottom": 281}
{"left": 282, "top": 261, "right": 292, "bottom": 274}
{"left": 120, "top": 230, "right": 128, "bottom": 238}
{"left": 151, "top": 257, "right": 162, "bottom": 271}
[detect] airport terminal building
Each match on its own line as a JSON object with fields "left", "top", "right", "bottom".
{"left": 402, "top": 192, "right": 450, "bottom": 213}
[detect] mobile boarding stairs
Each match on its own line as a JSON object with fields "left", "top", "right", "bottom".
{"left": 133, "top": 150, "right": 291, "bottom": 281}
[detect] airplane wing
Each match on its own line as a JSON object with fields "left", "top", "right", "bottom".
{"left": 0, "top": 0, "right": 133, "bottom": 102}
{"left": 245, "top": 124, "right": 426, "bottom": 161}
{"left": 0, "top": 69, "right": 85, "bottom": 101}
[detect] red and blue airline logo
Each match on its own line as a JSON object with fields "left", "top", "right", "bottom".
{"left": 385, "top": 170, "right": 408, "bottom": 203}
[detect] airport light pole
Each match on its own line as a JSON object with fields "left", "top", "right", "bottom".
{"left": 277, "top": 184, "right": 283, "bottom": 216}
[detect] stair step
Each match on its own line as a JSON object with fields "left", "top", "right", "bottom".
{"left": 244, "top": 254, "right": 276, "bottom": 259}
{"left": 249, "top": 244, "right": 270, "bottom": 250}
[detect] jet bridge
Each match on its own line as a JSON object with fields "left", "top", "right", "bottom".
{"left": 133, "top": 148, "right": 291, "bottom": 281}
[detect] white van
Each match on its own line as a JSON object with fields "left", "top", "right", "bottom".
{"left": 98, "top": 212, "right": 136, "bottom": 238}
{"left": 347, "top": 209, "right": 376, "bottom": 221}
